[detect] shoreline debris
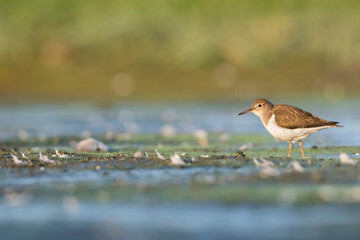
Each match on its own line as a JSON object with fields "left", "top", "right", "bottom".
{"left": 253, "top": 158, "right": 274, "bottom": 167}
{"left": 39, "top": 152, "right": 55, "bottom": 163}
{"left": 53, "top": 148, "right": 70, "bottom": 158}
{"left": 170, "top": 154, "right": 185, "bottom": 166}
{"left": 340, "top": 153, "right": 356, "bottom": 165}
{"left": 76, "top": 138, "right": 109, "bottom": 152}
{"left": 287, "top": 161, "right": 305, "bottom": 173}
{"left": 155, "top": 149, "right": 166, "bottom": 160}
{"left": 11, "top": 153, "right": 28, "bottom": 166}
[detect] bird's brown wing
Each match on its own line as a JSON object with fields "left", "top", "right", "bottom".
{"left": 272, "top": 105, "right": 339, "bottom": 129}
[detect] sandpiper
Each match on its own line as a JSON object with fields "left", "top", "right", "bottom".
{"left": 239, "top": 99, "right": 343, "bottom": 159}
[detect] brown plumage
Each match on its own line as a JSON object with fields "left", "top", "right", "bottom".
{"left": 271, "top": 104, "right": 341, "bottom": 129}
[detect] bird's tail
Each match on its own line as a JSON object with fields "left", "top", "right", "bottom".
{"left": 329, "top": 121, "right": 343, "bottom": 127}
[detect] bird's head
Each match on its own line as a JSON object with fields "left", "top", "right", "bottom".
{"left": 239, "top": 99, "right": 273, "bottom": 117}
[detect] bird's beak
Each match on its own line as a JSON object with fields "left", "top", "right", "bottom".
{"left": 238, "top": 108, "right": 252, "bottom": 115}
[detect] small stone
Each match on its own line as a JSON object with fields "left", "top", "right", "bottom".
{"left": 76, "top": 138, "right": 109, "bottom": 152}
{"left": 170, "top": 154, "right": 185, "bottom": 166}
{"left": 340, "top": 153, "right": 356, "bottom": 165}
{"left": 134, "top": 151, "right": 144, "bottom": 158}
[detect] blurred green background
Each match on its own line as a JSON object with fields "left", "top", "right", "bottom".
{"left": 1, "top": 0, "right": 359, "bottom": 103}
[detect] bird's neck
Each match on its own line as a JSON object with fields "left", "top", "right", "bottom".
{"left": 258, "top": 111, "right": 273, "bottom": 127}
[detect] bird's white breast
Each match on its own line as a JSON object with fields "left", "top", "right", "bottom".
{"left": 263, "top": 114, "right": 331, "bottom": 143}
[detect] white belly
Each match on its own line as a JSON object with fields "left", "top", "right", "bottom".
{"left": 263, "top": 114, "right": 331, "bottom": 143}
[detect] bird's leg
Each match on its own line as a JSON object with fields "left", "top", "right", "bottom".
{"left": 287, "top": 141, "right": 293, "bottom": 158}
{"left": 299, "top": 140, "right": 308, "bottom": 159}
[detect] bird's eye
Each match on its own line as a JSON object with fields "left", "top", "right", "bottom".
{"left": 258, "top": 104, "right": 262, "bottom": 107}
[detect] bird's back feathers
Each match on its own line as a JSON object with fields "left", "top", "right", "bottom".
{"left": 271, "top": 104, "right": 342, "bottom": 129}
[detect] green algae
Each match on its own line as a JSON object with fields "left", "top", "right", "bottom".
{"left": 0, "top": 134, "right": 359, "bottom": 206}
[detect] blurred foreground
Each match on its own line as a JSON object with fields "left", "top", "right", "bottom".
{"left": 1, "top": 136, "right": 360, "bottom": 240}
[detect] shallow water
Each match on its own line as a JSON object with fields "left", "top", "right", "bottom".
{"left": 0, "top": 100, "right": 358, "bottom": 146}
{"left": 1, "top": 203, "right": 360, "bottom": 240}
{"left": 0, "top": 167, "right": 252, "bottom": 186}
{"left": 1, "top": 100, "right": 360, "bottom": 239}
{"left": 1, "top": 157, "right": 360, "bottom": 239}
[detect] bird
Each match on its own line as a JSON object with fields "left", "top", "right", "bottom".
{"left": 239, "top": 99, "right": 343, "bottom": 159}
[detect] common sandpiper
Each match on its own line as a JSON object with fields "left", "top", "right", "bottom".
{"left": 239, "top": 99, "right": 343, "bottom": 159}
